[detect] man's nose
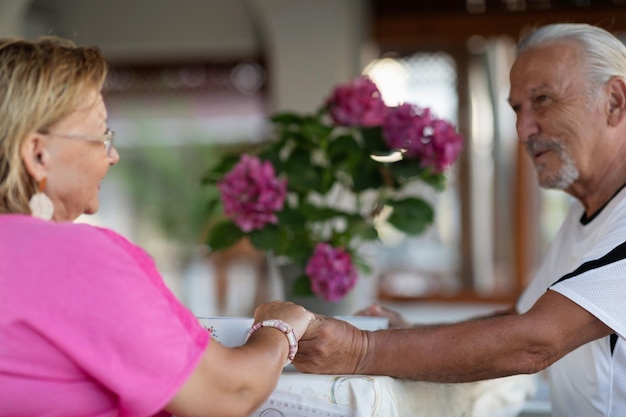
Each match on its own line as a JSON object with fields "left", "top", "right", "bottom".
{"left": 515, "top": 108, "right": 538, "bottom": 142}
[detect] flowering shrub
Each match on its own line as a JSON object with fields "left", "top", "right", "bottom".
{"left": 326, "top": 76, "right": 387, "bottom": 126}
{"left": 383, "top": 104, "right": 463, "bottom": 172}
{"left": 305, "top": 243, "right": 358, "bottom": 302}
{"left": 203, "top": 76, "right": 463, "bottom": 302}
{"left": 217, "top": 154, "right": 287, "bottom": 232}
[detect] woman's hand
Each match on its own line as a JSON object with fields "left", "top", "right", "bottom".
{"left": 253, "top": 301, "right": 314, "bottom": 339}
{"left": 168, "top": 301, "right": 314, "bottom": 417}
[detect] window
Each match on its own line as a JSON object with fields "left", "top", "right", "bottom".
{"left": 364, "top": 38, "right": 535, "bottom": 302}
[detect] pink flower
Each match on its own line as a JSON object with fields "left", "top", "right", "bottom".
{"left": 382, "top": 104, "right": 463, "bottom": 173}
{"left": 426, "top": 118, "right": 464, "bottom": 172}
{"left": 326, "top": 76, "right": 388, "bottom": 127}
{"left": 218, "top": 154, "right": 287, "bottom": 232}
{"left": 382, "top": 103, "right": 433, "bottom": 152}
{"left": 305, "top": 243, "right": 358, "bottom": 302}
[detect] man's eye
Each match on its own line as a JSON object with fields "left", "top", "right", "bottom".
{"left": 536, "top": 95, "right": 548, "bottom": 103}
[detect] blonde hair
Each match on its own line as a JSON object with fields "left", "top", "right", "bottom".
{"left": 0, "top": 36, "right": 107, "bottom": 214}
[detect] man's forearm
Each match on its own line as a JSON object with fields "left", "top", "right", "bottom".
{"left": 361, "top": 314, "right": 543, "bottom": 382}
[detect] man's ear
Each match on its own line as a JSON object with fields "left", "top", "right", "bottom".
{"left": 20, "top": 133, "right": 50, "bottom": 183}
{"left": 607, "top": 76, "right": 626, "bottom": 127}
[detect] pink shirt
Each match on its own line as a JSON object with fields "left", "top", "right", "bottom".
{"left": 0, "top": 215, "right": 209, "bottom": 417}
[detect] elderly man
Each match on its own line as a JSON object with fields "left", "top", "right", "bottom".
{"left": 293, "top": 23, "right": 626, "bottom": 417}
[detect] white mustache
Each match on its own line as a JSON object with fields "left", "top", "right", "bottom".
{"left": 525, "top": 136, "right": 563, "bottom": 156}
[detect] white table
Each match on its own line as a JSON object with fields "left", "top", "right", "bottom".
{"left": 251, "top": 370, "right": 538, "bottom": 417}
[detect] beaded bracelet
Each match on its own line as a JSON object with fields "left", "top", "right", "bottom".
{"left": 246, "top": 319, "right": 298, "bottom": 366}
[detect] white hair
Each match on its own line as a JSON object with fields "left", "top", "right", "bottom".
{"left": 518, "top": 23, "right": 626, "bottom": 89}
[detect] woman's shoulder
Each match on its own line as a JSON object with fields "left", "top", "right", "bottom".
{"left": 0, "top": 214, "right": 141, "bottom": 255}
{"left": 68, "top": 223, "right": 146, "bottom": 260}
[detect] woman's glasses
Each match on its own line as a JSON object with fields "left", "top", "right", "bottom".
{"left": 39, "top": 129, "right": 116, "bottom": 156}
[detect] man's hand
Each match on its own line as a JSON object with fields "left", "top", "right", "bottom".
{"left": 355, "top": 304, "right": 412, "bottom": 328}
{"left": 292, "top": 315, "right": 370, "bottom": 374}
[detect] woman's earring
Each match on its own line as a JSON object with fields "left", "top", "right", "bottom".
{"left": 29, "top": 178, "right": 54, "bottom": 221}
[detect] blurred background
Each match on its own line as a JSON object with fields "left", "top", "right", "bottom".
{"left": 3, "top": 0, "right": 625, "bottom": 321}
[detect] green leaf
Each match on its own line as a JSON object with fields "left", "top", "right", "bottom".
{"left": 201, "top": 153, "right": 241, "bottom": 184}
{"left": 277, "top": 206, "right": 308, "bottom": 228}
{"left": 385, "top": 197, "right": 434, "bottom": 235}
{"left": 328, "top": 134, "right": 360, "bottom": 156}
{"left": 328, "top": 134, "right": 365, "bottom": 174}
{"left": 283, "top": 150, "right": 324, "bottom": 192}
{"left": 352, "top": 254, "right": 373, "bottom": 275}
{"left": 419, "top": 170, "right": 447, "bottom": 191}
{"left": 352, "top": 157, "right": 386, "bottom": 191}
{"left": 248, "top": 225, "right": 281, "bottom": 251}
{"left": 270, "top": 112, "right": 305, "bottom": 125}
{"left": 277, "top": 234, "right": 314, "bottom": 266}
{"left": 257, "top": 140, "right": 286, "bottom": 164}
{"left": 299, "top": 203, "right": 349, "bottom": 222}
{"left": 292, "top": 274, "right": 315, "bottom": 296}
{"left": 206, "top": 220, "right": 245, "bottom": 250}
{"left": 270, "top": 210, "right": 315, "bottom": 264}
{"left": 346, "top": 215, "right": 379, "bottom": 241}
{"left": 301, "top": 119, "right": 333, "bottom": 140}
{"left": 359, "top": 126, "right": 387, "bottom": 151}
{"left": 205, "top": 195, "right": 223, "bottom": 218}
{"left": 386, "top": 159, "right": 426, "bottom": 182}
{"left": 281, "top": 243, "right": 314, "bottom": 266}
{"left": 387, "top": 160, "right": 447, "bottom": 191}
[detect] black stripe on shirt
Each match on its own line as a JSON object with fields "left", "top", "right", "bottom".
{"left": 552, "top": 240, "right": 626, "bottom": 286}
{"left": 611, "top": 333, "right": 618, "bottom": 355}
{"left": 548, "top": 241, "right": 626, "bottom": 357}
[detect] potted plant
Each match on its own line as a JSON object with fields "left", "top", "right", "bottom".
{"left": 202, "top": 76, "right": 463, "bottom": 307}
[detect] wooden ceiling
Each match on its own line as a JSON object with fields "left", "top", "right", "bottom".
{"left": 372, "top": 0, "right": 626, "bottom": 46}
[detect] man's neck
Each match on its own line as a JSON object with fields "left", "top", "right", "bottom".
{"left": 569, "top": 167, "right": 626, "bottom": 217}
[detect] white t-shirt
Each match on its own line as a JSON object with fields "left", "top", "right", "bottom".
{"left": 517, "top": 186, "right": 626, "bottom": 417}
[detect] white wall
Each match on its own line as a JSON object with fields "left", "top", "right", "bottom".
{"left": 14, "top": 0, "right": 368, "bottom": 113}
{"left": 24, "top": 0, "right": 259, "bottom": 61}
{"left": 0, "top": 0, "right": 30, "bottom": 36}
{"left": 249, "top": 0, "right": 366, "bottom": 112}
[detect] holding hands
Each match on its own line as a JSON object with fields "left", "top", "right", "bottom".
{"left": 250, "top": 301, "right": 412, "bottom": 376}
{"left": 293, "top": 314, "right": 370, "bottom": 375}
{"left": 290, "top": 304, "right": 410, "bottom": 374}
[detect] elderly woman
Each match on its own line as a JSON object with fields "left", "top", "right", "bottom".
{"left": 0, "top": 36, "right": 313, "bottom": 417}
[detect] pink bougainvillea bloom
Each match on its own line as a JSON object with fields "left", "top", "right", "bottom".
{"left": 424, "top": 118, "right": 464, "bottom": 172}
{"left": 305, "top": 243, "right": 358, "bottom": 302}
{"left": 218, "top": 154, "right": 287, "bottom": 232}
{"left": 326, "top": 76, "right": 388, "bottom": 127}
{"left": 382, "top": 104, "right": 463, "bottom": 173}
{"left": 382, "top": 103, "right": 432, "bottom": 152}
